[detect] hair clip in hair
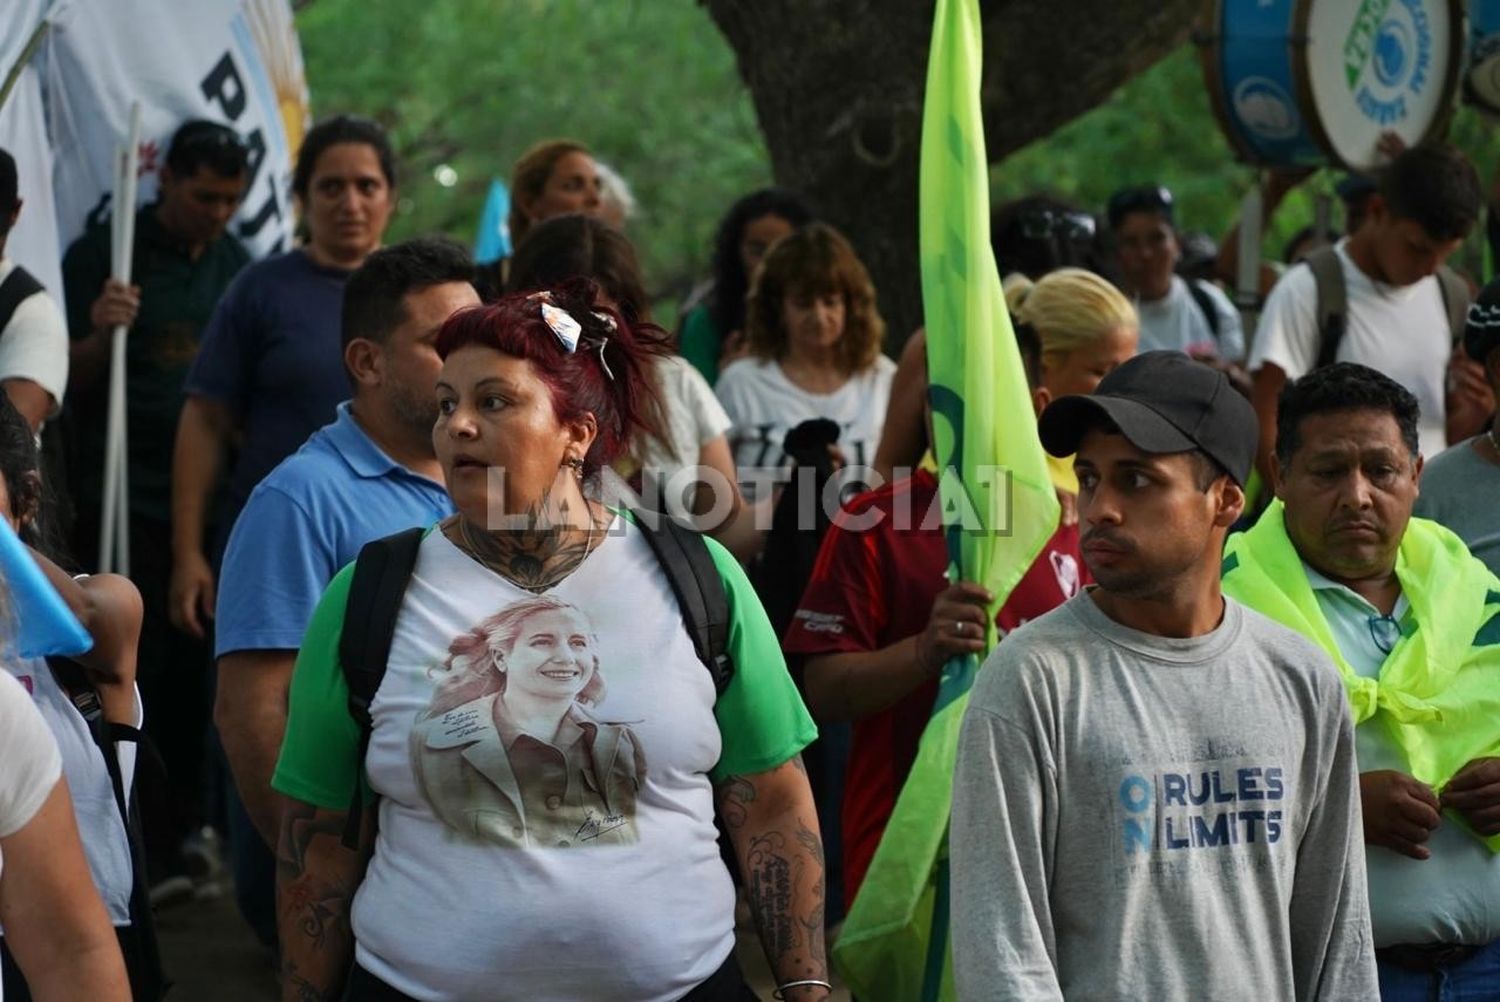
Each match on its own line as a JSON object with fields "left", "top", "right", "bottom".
{"left": 595, "top": 337, "right": 614, "bottom": 381}
{"left": 539, "top": 301, "right": 582, "bottom": 353}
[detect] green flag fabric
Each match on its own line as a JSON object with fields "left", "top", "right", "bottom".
{"left": 830, "top": 0, "right": 1060, "bottom": 998}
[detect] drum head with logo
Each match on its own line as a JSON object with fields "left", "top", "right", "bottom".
{"left": 1302, "top": 0, "right": 1462, "bottom": 169}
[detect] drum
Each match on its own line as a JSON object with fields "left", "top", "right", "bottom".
{"left": 1200, "top": 0, "right": 1464, "bottom": 170}
{"left": 1466, "top": 0, "right": 1500, "bottom": 115}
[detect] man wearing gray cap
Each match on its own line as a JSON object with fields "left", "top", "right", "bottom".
{"left": 949, "top": 351, "right": 1376, "bottom": 1000}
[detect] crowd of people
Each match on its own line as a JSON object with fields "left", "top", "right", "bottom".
{"left": 0, "top": 104, "right": 1498, "bottom": 1002}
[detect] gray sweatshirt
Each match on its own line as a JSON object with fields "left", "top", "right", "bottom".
{"left": 950, "top": 591, "right": 1376, "bottom": 1001}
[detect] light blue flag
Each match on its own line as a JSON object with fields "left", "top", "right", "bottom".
{"left": 0, "top": 518, "right": 91, "bottom": 659}
{"left": 474, "top": 178, "right": 513, "bottom": 265}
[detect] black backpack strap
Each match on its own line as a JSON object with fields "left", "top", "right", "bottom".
{"left": 337, "top": 526, "right": 424, "bottom": 849}
{"left": 0, "top": 266, "right": 45, "bottom": 333}
{"left": 1186, "top": 279, "right": 1222, "bottom": 341}
{"left": 47, "top": 659, "right": 168, "bottom": 999}
{"left": 1306, "top": 246, "right": 1347, "bottom": 370}
{"left": 1435, "top": 265, "right": 1471, "bottom": 345}
{"left": 629, "top": 510, "right": 734, "bottom": 696}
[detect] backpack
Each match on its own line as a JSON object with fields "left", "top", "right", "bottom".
{"left": 0, "top": 266, "right": 43, "bottom": 330}
{"left": 1185, "top": 278, "right": 1224, "bottom": 345}
{"left": 335, "top": 512, "right": 734, "bottom": 848}
{"left": 45, "top": 658, "right": 168, "bottom": 1001}
{"left": 0, "top": 267, "right": 76, "bottom": 543}
{"left": 1304, "top": 245, "right": 1470, "bottom": 369}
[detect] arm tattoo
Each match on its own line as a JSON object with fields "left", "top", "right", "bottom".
{"left": 727, "top": 761, "right": 829, "bottom": 990}
{"left": 796, "top": 819, "right": 827, "bottom": 967}
{"left": 747, "top": 832, "right": 798, "bottom": 960}
{"left": 715, "top": 774, "right": 756, "bottom": 831}
{"left": 447, "top": 495, "right": 605, "bottom": 593}
{"left": 276, "top": 800, "right": 367, "bottom": 1001}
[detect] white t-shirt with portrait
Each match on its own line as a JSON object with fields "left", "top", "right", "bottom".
{"left": 273, "top": 517, "right": 816, "bottom": 1001}
{"left": 715, "top": 354, "right": 897, "bottom": 482}
{"left": 1249, "top": 240, "right": 1450, "bottom": 458}
{"left": 0, "top": 670, "right": 63, "bottom": 887}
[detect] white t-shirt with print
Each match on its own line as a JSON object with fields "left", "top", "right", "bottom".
{"left": 714, "top": 354, "right": 897, "bottom": 480}
{"left": 1249, "top": 240, "right": 1450, "bottom": 458}
{"left": 0, "top": 670, "right": 63, "bottom": 887}
{"left": 5, "top": 659, "right": 140, "bottom": 925}
{"left": 0, "top": 258, "right": 69, "bottom": 412}
{"left": 347, "top": 522, "right": 749, "bottom": 1000}
{"left": 1135, "top": 275, "right": 1246, "bottom": 361}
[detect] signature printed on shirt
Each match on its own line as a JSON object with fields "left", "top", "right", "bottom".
{"left": 576, "top": 811, "right": 629, "bottom": 842}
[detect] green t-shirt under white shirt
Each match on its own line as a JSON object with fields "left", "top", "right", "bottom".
{"left": 1306, "top": 563, "right": 1500, "bottom": 948}
{"left": 273, "top": 514, "right": 816, "bottom": 1001}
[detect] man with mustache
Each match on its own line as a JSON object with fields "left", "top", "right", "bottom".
{"left": 1222, "top": 362, "right": 1500, "bottom": 997}
{"left": 212, "top": 238, "right": 476, "bottom": 946}
{"left": 950, "top": 351, "right": 1376, "bottom": 1000}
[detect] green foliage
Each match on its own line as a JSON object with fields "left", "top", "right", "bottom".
{"left": 296, "top": 0, "right": 773, "bottom": 324}
{"left": 299, "top": 3, "right": 1500, "bottom": 322}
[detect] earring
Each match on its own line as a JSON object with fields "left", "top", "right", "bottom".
{"left": 561, "top": 456, "right": 585, "bottom": 480}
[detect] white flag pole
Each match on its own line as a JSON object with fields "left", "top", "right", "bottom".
{"left": 99, "top": 102, "right": 140, "bottom": 575}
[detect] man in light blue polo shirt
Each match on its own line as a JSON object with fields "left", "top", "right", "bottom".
{"left": 1223, "top": 363, "right": 1500, "bottom": 1000}
{"left": 213, "top": 238, "right": 476, "bottom": 945}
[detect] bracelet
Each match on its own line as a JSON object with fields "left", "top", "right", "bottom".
{"left": 772, "top": 980, "right": 833, "bottom": 1000}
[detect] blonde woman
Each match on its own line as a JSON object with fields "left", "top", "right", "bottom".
{"left": 715, "top": 222, "right": 895, "bottom": 481}
{"left": 872, "top": 268, "right": 1137, "bottom": 485}
{"left": 1011, "top": 267, "right": 1138, "bottom": 495}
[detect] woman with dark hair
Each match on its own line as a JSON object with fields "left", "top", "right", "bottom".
{"left": 507, "top": 215, "right": 751, "bottom": 553}
{"left": 0, "top": 394, "right": 156, "bottom": 999}
{"left": 679, "top": 187, "right": 815, "bottom": 384}
{"left": 168, "top": 113, "right": 396, "bottom": 941}
{"left": 172, "top": 114, "right": 398, "bottom": 638}
{"left": 273, "top": 283, "right": 830, "bottom": 1001}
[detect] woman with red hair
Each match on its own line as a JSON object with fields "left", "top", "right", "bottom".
{"left": 272, "top": 282, "right": 831, "bottom": 1001}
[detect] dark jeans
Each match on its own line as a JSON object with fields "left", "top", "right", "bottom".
{"left": 1377, "top": 938, "right": 1500, "bottom": 1001}
{"left": 344, "top": 948, "right": 757, "bottom": 1001}
{"left": 76, "top": 510, "right": 215, "bottom": 883}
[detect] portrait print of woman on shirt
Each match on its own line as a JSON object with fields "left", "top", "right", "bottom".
{"left": 411, "top": 594, "right": 645, "bottom": 849}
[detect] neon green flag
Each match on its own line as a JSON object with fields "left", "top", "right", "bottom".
{"left": 831, "top": 0, "right": 1060, "bottom": 997}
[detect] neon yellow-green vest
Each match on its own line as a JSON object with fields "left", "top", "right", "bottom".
{"left": 1222, "top": 500, "right": 1500, "bottom": 850}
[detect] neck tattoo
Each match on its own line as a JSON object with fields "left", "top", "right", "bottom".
{"left": 453, "top": 494, "right": 607, "bottom": 594}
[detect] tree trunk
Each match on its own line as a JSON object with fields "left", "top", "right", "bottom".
{"left": 705, "top": 0, "right": 1201, "bottom": 346}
